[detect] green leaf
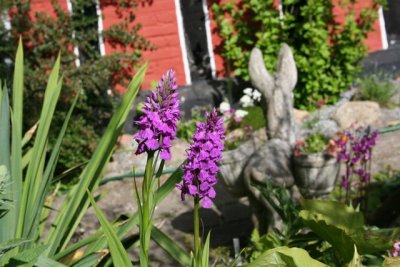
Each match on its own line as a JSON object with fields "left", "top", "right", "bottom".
{"left": 383, "top": 256, "right": 400, "bottom": 267}
{"left": 0, "top": 85, "right": 9, "bottom": 168}
{"left": 347, "top": 245, "right": 361, "bottom": 267}
{"left": 151, "top": 226, "right": 190, "bottom": 266}
{"left": 45, "top": 63, "right": 147, "bottom": 256}
{"left": 35, "top": 254, "right": 67, "bottom": 267}
{"left": 87, "top": 189, "right": 133, "bottom": 267}
{"left": 245, "top": 246, "right": 328, "bottom": 267}
{"left": 301, "top": 200, "right": 364, "bottom": 234}
{"left": 69, "top": 252, "right": 104, "bottom": 267}
{"left": 3, "top": 244, "right": 48, "bottom": 267}
{"left": 18, "top": 55, "right": 62, "bottom": 241}
{"left": 10, "top": 38, "right": 24, "bottom": 241}
{"left": 69, "top": 166, "right": 183, "bottom": 267}
{"left": 0, "top": 84, "right": 11, "bottom": 242}
{"left": 27, "top": 88, "right": 80, "bottom": 241}
{"left": 0, "top": 238, "right": 30, "bottom": 253}
{"left": 300, "top": 200, "right": 393, "bottom": 263}
{"left": 201, "top": 232, "right": 211, "bottom": 267}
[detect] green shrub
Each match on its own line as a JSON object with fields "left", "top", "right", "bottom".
{"left": 0, "top": 41, "right": 148, "bottom": 265}
{"left": 357, "top": 73, "right": 396, "bottom": 107}
{"left": 212, "top": 0, "right": 386, "bottom": 110}
{"left": 240, "top": 105, "right": 265, "bottom": 131}
{"left": 0, "top": 0, "right": 153, "bottom": 172}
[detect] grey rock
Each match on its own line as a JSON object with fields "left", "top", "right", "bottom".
{"left": 312, "top": 119, "right": 339, "bottom": 138}
{"left": 333, "top": 101, "right": 381, "bottom": 129}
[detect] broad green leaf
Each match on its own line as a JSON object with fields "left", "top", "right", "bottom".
{"left": 151, "top": 226, "right": 191, "bottom": 266}
{"left": 87, "top": 190, "right": 133, "bottom": 267}
{"left": 245, "top": 246, "right": 328, "bottom": 267}
{"left": 46, "top": 63, "right": 147, "bottom": 256}
{"left": 300, "top": 200, "right": 393, "bottom": 262}
{"left": 301, "top": 200, "right": 364, "bottom": 232}
{"left": 299, "top": 209, "right": 355, "bottom": 263}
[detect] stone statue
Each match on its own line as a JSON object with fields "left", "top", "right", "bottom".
{"left": 219, "top": 44, "right": 299, "bottom": 233}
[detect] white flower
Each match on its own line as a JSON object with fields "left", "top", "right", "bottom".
{"left": 243, "top": 87, "right": 253, "bottom": 96}
{"left": 239, "top": 94, "right": 254, "bottom": 108}
{"left": 234, "top": 109, "right": 248, "bottom": 118}
{"left": 219, "top": 101, "right": 231, "bottom": 114}
{"left": 252, "top": 90, "right": 262, "bottom": 102}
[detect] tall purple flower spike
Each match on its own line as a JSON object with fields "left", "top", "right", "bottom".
{"left": 177, "top": 108, "right": 225, "bottom": 208}
{"left": 134, "top": 69, "right": 180, "bottom": 160}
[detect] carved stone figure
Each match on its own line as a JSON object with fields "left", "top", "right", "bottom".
{"left": 219, "top": 44, "right": 298, "bottom": 233}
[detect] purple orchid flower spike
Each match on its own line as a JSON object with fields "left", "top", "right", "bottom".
{"left": 177, "top": 108, "right": 225, "bottom": 208}
{"left": 134, "top": 69, "right": 180, "bottom": 160}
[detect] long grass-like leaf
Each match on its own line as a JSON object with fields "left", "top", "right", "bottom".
{"left": 0, "top": 84, "right": 11, "bottom": 242}
{"left": 18, "top": 56, "right": 62, "bottom": 241}
{"left": 10, "top": 38, "right": 24, "bottom": 239}
{"left": 151, "top": 226, "right": 191, "bottom": 266}
{"left": 12, "top": 38, "right": 24, "bottom": 134}
{"left": 0, "top": 85, "right": 10, "bottom": 168}
{"left": 46, "top": 64, "right": 147, "bottom": 256}
{"left": 87, "top": 190, "right": 134, "bottom": 267}
{"left": 36, "top": 254, "right": 68, "bottom": 267}
{"left": 201, "top": 232, "right": 211, "bottom": 267}
{"left": 27, "top": 88, "right": 80, "bottom": 240}
{"left": 79, "top": 165, "right": 183, "bottom": 267}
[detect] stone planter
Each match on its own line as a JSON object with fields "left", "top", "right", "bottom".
{"left": 293, "top": 153, "right": 340, "bottom": 198}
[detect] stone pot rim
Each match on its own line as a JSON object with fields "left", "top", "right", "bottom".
{"left": 293, "top": 152, "right": 338, "bottom": 166}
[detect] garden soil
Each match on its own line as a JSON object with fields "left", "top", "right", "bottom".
{"left": 57, "top": 106, "right": 400, "bottom": 266}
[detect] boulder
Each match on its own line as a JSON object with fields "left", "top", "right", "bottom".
{"left": 332, "top": 101, "right": 381, "bottom": 129}
{"left": 293, "top": 109, "right": 310, "bottom": 124}
{"left": 312, "top": 119, "right": 339, "bottom": 138}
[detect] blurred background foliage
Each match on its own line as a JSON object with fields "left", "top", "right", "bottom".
{"left": 212, "top": 0, "right": 387, "bottom": 110}
{"left": 0, "top": 0, "right": 153, "bottom": 176}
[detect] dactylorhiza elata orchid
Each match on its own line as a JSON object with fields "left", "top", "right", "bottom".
{"left": 335, "top": 127, "right": 379, "bottom": 205}
{"left": 134, "top": 69, "right": 180, "bottom": 160}
{"left": 177, "top": 108, "right": 225, "bottom": 266}
{"left": 390, "top": 241, "right": 400, "bottom": 257}
{"left": 177, "top": 108, "right": 225, "bottom": 208}
{"left": 133, "top": 69, "right": 180, "bottom": 267}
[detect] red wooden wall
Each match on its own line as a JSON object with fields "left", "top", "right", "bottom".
{"left": 101, "top": 0, "right": 186, "bottom": 89}
{"left": 26, "top": 0, "right": 385, "bottom": 87}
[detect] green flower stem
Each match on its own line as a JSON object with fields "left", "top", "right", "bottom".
{"left": 140, "top": 151, "right": 154, "bottom": 267}
{"left": 194, "top": 196, "right": 200, "bottom": 266}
